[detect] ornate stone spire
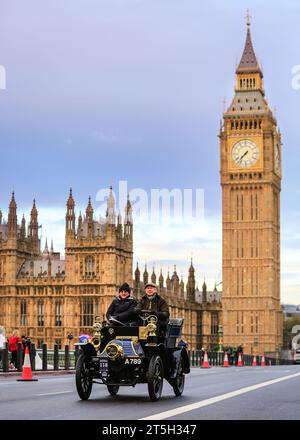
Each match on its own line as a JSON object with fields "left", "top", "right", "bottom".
{"left": 20, "top": 214, "right": 26, "bottom": 239}
{"left": 8, "top": 192, "right": 17, "bottom": 235}
{"left": 143, "top": 264, "right": 148, "bottom": 286}
{"left": 236, "top": 10, "right": 262, "bottom": 75}
{"left": 86, "top": 196, "right": 94, "bottom": 237}
{"left": 151, "top": 267, "right": 156, "bottom": 284}
{"left": 66, "top": 189, "right": 76, "bottom": 235}
{"left": 159, "top": 269, "right": 164, "bottom": 289}
{"left": 135, "top": 262, "right": 140, "bottom": 283}
{"left": 106, "top": 186, "right": 116, "bottom": 225}
{"left": 29, "top": 198, "right": 39, "bottom": 253}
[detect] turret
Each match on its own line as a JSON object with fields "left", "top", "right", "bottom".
{"left": 8, "top": 192, "right": 17, "bottom": 237}
{"left": 124, "top": 194, "right": 133, "bottom": 238}
{"left": 202, "top": 279, "right": 207, "bottom": 304}
{"left": 20, "top": 214, "right": 26, "bottom": 240}
{"left": 66, "top": 189, "right": 76, "bottom": 238}
{"left": 86, "top": 197, "right": 94, "bottom": 238}
{"left": 186, "top": 258, "right": 195, "bottom": 302}
{"left": 151, "top": 267, "right": 156, "bottom": 284}
{"left": 134, "top": 262, "right": 140, "bottom": 284}
{"left": 143, "top": 264, "right": 148, "bottom": 287}
{"left": 106, "top": 187, "right": 116, "bottom": 226}
{"left": 29, "top": 199, "right": 39, "bottom": 253}
{"left": 159, "top": 269, "right": 164, "bottom": 289}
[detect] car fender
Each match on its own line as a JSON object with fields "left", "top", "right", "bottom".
{"left": 75, "top": 342, "right": 97, "bottom": 357}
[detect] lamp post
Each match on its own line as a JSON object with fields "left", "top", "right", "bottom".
{"left": 218, "top": 325, "right": 223, "bottom": 353}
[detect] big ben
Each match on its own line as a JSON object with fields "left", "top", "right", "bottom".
{"left": 220, "top": 14, "right": 283, "bottom": 355}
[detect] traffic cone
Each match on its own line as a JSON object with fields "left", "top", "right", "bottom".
{"left": 201, "top": 351, "right": 211, "bottom": 369}
{"left": 237, "top": 352, "right": 243, "bottom": 367}
{"left": 223, "top": 352, "right": 229, "bottom": 367}
{"left": 252, "top": 355, "right": 257, "bottom": 366}
{"left": 261, "top": 354, "right": 266, "bottom": 367}
{"left": 17, "top": 346, "right": 38, "bottom": 382}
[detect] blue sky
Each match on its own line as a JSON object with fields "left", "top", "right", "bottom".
{"left": 0, "top": 0, "right": 299, "bottom": 302}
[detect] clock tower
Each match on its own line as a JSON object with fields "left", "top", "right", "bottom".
{"left": 220, "top": 15, "right": 283, "bottom": 354}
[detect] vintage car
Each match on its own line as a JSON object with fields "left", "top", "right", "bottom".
{"left": 75, "top": 311, "right": 190, "bottom": 401}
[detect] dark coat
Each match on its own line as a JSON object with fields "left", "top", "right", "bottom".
{"left": 106, "top": 297, "right": 137, "bottom": 323}
{"left": 135, "top": 294, "right": 170, "bottom": 323}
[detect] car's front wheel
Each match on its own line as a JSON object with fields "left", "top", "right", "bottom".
{"left": 170, "top": 356, "right": 185, "bottom": 396}
{"left": 107, "top": 385, "right": 119, "bottom": 396}
{"left": 75, "top": 353, "right": 93, "bottom": 400}
{"left": 147, "top": 355, "right": 164, "bottom": 401}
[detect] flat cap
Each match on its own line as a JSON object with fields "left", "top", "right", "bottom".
{"left": 144, "top": 282, "right": 157, "bottom": 289}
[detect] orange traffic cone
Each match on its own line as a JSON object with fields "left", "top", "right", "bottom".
{"left": 223, "top": 352, "right": 229, "bottom": 367}
{"left": 252, "top": 355, "right": 257, "bottom": 366}
{"left": 261, "top": 355, "right": 266, "bottom": 367}
{"left": 201, "top": 351, "right": 211, "bottom": 369}
{"left": 17, "top": 346, "right": 38, "bottom": 382}
{"left": 237, "top": 352, "right": 243, "bottom": 367}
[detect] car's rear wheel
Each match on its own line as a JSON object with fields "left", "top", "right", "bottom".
{"left": 107, "top": 385, "right": 119, "bottom": 396}
{"left": 75, "top": 353, "right": 93, "bottom": 400}
{"left": 148, "top": 355, "right": 164, "bottom": 401}
{"left": 171, "top": 356, "right": 185, "bottom": 396}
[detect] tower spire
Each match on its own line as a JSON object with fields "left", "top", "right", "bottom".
{"left": 236, "top": 11, "right": 262, "bottom": 76}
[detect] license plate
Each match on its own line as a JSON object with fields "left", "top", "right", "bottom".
{"left": 99, "top": 359, "right": 108, "bottom": 375}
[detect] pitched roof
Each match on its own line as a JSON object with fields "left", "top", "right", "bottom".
{"left": 236, "top": 27, "right": 262, "bottom": 75}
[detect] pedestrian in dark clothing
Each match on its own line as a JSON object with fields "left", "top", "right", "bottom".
{"left": 134, "top": 282, "right": 170, "bottom": 340}
{"left": 106, "top": 283, "right": 137, "bottom": 325}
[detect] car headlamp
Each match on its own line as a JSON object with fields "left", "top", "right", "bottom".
{"left": 106, "top": 343, "right": 124, "bottom": 360}
{"left": 146, "top": 322, "right": 157, "bottom": 337}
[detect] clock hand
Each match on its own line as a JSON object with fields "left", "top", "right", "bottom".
{"left": 238, "top": 150, "right": 248, "bottom": 163}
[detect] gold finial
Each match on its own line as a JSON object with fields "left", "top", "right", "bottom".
{"left": 246, "top": 9, "right": 251, "bottom": 28}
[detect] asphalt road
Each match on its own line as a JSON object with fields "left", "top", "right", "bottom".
{"left": 0, "top": 366, "right": 300, "bottom": 420}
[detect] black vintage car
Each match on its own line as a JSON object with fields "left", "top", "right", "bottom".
{"left": 75, "top": 311, "right": 190, "bottom": 401}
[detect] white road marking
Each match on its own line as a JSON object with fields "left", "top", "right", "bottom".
{"left": 36, "top": 391, "right": 73, "bottom": 396}
{"left": 140, "top": 372, "right": 300, "bottom": 420}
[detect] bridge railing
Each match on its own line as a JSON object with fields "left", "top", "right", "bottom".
{"left": 0, "top": 344, "right": 296, "bottom": 372}
{"left": 0, "top": 342, "right": 80, "bottom": 372}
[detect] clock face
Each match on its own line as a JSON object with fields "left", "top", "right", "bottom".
{"left": 232, "top": 140, "right": 259, "bottom": 168}
{"left": 275, "top": 143, "right": 280, "bottom": 173}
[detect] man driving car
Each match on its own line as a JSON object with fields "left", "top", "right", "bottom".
{"left": 134, "top": 282, "right": 170, "bottom": 339}
{"left": 106, "top": 283, "right": 137, "bottom": 325}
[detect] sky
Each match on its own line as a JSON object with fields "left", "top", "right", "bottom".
{"left": 0, "top": 0, "right": 299, "bottom": 303}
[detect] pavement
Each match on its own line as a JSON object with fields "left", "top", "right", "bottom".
{"left": 0, "top": 366, "right": 300, "bottom": 420}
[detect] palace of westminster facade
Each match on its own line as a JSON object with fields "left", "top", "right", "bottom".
{"left": 0, "top": 18, "right": 282, "bottom": 354}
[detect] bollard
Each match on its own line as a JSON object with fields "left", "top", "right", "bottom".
{"left": 2, "top": 342, "right": 9, "bottom": 372}
{"left": 191, "top": 351, "right": 195, "bottom": 367}
{"left": 74, "top": 345, "right": 79, "bottom": 367}
{"left": 30, "top": 343, "right": 36, "bottom": 371}
{"left": 64, "top": 345, "right": 70, "bottom": 370}
{"left": 42, "top": 343, "right": 47, "bottom": 371}
{"left": 17, "top": 341, "right": 23, "bottom": 372}
{"left": 53, "top": 344, "right": 59, "bottom": 370}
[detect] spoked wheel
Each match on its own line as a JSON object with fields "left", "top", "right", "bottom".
{"left": 148, "top": 355, "right": 164, "bottom": 401}
{"left": 107, "top": 385, "right": 119, "bottom": 396}
{"left": 75, "top": 354, "right": 93, "bottom": 400}
{"left": 171, "top": 356, "right": 185, "bottom": 396}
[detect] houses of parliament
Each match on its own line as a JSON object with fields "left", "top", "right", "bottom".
{"left": 0, "top": 16, "right": 282, "bottom": 354}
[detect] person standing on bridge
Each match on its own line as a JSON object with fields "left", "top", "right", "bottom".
{"left": 8, "top": 330, "right": 21, "bottom": 369}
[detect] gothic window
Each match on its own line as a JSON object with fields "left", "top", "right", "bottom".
{"left": 197, "top": 312, "right": 203, "bottom": 336}
{"left": 85, "top": 256, "right": 95, "bottom": 276}
{"left": 255, "top": 193, "right": 259, "bottom": 220}
{"left": 55, "top": 339, "right": 62, "bottom": 350}
{"left": 20, "top": 300, "right": 27, "bottom": 326}
{"left": 241, "top": 312, "right": 244, "bottom": 334}
{"left": 253, "top": 78, "right": 256, "bottom": 87}
{"left": 211, "top": 312, "right": 219, "bottom": 335}
{"left": 241, "top": 195, "right": 244, "bottom": 221}
{"left": 236, "top": 195, "right": 239, "bottom": 221}
{"left": 255, "top": 313, "right": 259, "bottom": 333}
{"left": 55, "top": 301, "right": 62, "bottom": 327}
{"left": 38, "top": 301, "right": 44, "bottom": 327}
{"left": 241, "top": 267, "right": 244, "bottom": 294}
{"left": 80, "top": 298, "right": 94, "bottom": 327}
{"left": 236, "top": 312, "right": 240, "bottom": 334}
{"left": 251, "top": 313, "right": 254, "bottom": 333}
